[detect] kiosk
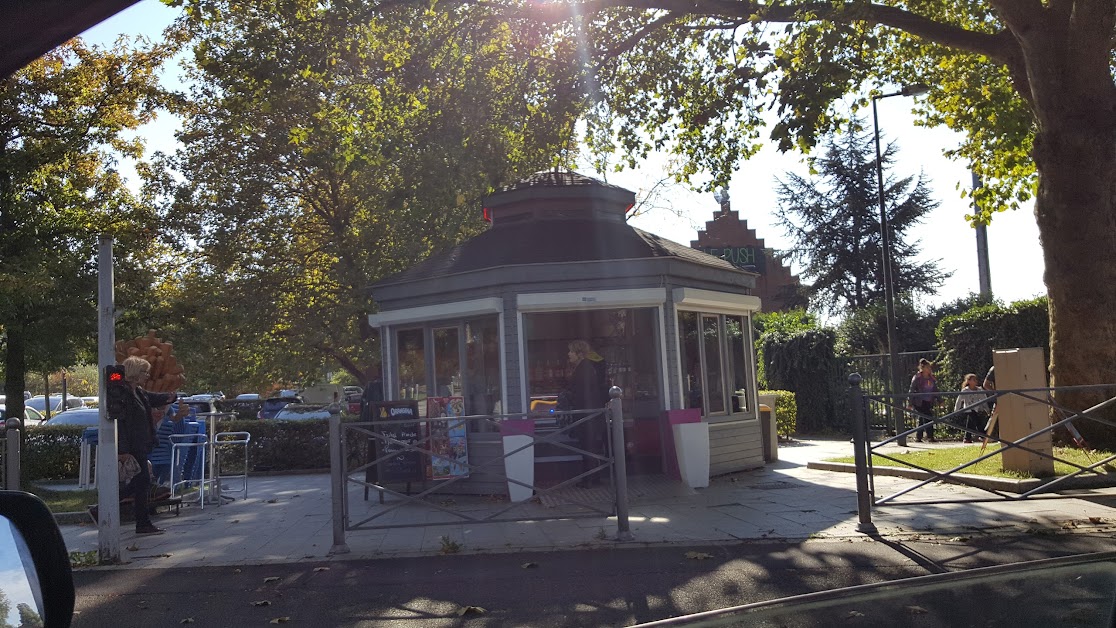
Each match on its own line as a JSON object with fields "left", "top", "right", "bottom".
{"left": 368, "top": 170, "right": 766, "bottom": 494}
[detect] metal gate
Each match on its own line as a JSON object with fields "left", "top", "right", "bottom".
{"left": 328, "top": 389, "right": 632, "bottom": 554}
{"left": 848, "top": 374, "right": 1116, "bottom": 533}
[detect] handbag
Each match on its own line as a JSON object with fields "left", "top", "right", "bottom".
{"left": 118, "top": 454, "right": 142, "bottom": 485}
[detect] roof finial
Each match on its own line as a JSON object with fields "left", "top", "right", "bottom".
{"left": 713, "top": 187, "right": 730, "bottom": 214}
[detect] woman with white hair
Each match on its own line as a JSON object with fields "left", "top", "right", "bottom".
{"left": 116, "top": 356, "right": 178, "bottom": 534}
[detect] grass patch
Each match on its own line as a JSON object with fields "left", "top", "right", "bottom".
{"left": 27, "top": 486, "right": 98, "bottom": 513}
{"left": 828, "top": 446, "right": 1116, "bottom": 479}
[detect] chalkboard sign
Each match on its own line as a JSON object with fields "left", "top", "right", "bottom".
{"left": 368, "top": 400, "right": 424, "bottom": 484}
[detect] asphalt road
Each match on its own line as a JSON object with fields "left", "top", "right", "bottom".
{"left": 72, "top": 534, "right": 1116, "bottom": 627}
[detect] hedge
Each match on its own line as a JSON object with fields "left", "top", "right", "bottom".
{"left": 936, "top": 297, "right": 1050, "bottom": 390}
{"left": 759, "top": 390, "right": 797, "bottom": 439}
{"left": 22, "top": 425, "right": 85, "bottom": 482}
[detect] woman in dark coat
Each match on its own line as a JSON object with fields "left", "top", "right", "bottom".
{"left": 566, "top": 340, "right": 609, "bottom": 486}
{"left": 118, "top": 356, "right": 177, "bottom": 534}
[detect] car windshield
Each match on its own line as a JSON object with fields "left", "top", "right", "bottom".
{"left": 262, "top": 398, "right": 294, "bottom": 411}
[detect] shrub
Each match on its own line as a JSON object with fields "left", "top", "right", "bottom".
{"left": 763, "top": 328, "right": 842, "bottom": 433}
{"left": 758, "top": 390, "right": 796, "bottom": 438}
{"left": 22, "top": 425, "right": 85, "bottom": 481}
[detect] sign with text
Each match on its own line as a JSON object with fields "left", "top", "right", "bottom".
{"left": 369, "top": 400, "right": 424, "bottom": 483}
{"left": 696, "top": 245, "right": 767, "bottom": 274}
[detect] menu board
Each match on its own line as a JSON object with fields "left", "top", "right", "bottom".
{"left": 426, "top": 396, "right": 469, "bottom": 480}
{"left": 369, "top": 400, "right": 424, "bottom": 484}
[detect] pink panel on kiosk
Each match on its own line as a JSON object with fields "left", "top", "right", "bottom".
{"left": 499, "top": 419, "right": 536, "bottom": 437}
{"left": 665, "top": 408, "right": 702, "bottom": 425}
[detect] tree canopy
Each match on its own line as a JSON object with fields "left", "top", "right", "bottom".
{"left": 774, "top": 120, "right": 948, "bottom": 313}
{"left": 148, "top": 0, "right": 583, "bottom": 391}
{"left": 0, "top": 38, "right": 171, "bottom": 421}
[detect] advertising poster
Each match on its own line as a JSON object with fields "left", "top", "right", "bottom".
{"left": 425, "top": 396, "right": 469, "bottom": 480}
{"left": 369, "top": 400, "right": 424, "bottom": 483}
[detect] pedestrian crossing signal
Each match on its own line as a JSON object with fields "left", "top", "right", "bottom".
{"left": 104, "top": 364, "right": 127, "bottom": 419}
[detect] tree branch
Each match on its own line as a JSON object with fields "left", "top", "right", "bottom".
{"left": 554, "top": 0, "right": 1012, "bottom": 61}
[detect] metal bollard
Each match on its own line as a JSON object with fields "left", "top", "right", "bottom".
{"left": 329, "top": 413, "right": 350, "bottom": 555}
{"left": 608, "top": 387, "right": 633, "bottom": 541}
{"left": 4, "top": 418, "right": 19, "bottom": 490}
{"left": 849, "top": 374, "right": 876, "bottom": 533}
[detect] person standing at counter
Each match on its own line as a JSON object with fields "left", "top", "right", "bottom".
{"left": 567, "top": 340, "right": 610, "bottom": 486}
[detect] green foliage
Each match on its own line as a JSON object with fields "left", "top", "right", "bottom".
{"left": 148, "top": 0, "right": 582, "bottom": 391}
{"left": 762, "top": 328, "right": 841, "bottom": 433}
{"left": 936, "top": 297, "right": 1050, "bottom": 392}
{"left": 759, "top": 390, "right": 797, "bottom": 438}
{"left": 21, "top": 426, "right": 85, "bottom": 481}
{"left": 0, "top": 37, "right": 172, "bottom": 424}
{"left": 774, "top": 119, "right": 948, "bottom": 313}
{"left": 754, "top": 309, "right": 820, "bottom": 388}
{"left": 836, "top": 294, "right": 990, "bottom": 356}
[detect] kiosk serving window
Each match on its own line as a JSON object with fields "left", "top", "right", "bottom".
{"left": 679, "top": 311, "right": 756, "bottom": 418}
{"left": 523, "top": 308, "right": 662, "bottom": 417}
{"left": 393, "top": 316, "right": 502, "bottom": 425}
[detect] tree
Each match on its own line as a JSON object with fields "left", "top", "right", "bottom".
{"left": 147, "top": 0, "right": 582, "bottom": 389}
{"left": 774, "top": 120, "right": 948, "bottom": 313}
{"left": 0, "top": 38, "right": 171, "bottom": 423}
{"left": 521, "top": 0, "right": 1116, "bottom": 445}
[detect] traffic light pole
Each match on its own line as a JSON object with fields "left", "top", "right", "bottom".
{"left": 96, "top": 235, "right": 121, "bottom": 564}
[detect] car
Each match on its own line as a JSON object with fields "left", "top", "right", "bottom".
{"left": 179, "top": 394, "right": 219, "bottom": 416}
{"left": 25, "top": 395, "right": 84, "bottom": 414}
{"left": 234, "top": 393, "right": 260, "bottom": 400}
{"left": 0, "top": 405, "right": 45, "bottom": 426}
{"left": 273, "top": 403, "right": 339, "bottom": 421}
{"left": 258, "top": 396, "right": 302, "bottom": 420}
{"left": 41, "top": 407, "right": 100, "bottom": 427}
{"left": 81, "top": 396, "right": 99, "bottom": 408}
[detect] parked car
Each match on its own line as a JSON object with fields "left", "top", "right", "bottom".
{"left": 80, "top": 396, "right": 99, "bottom": 408}
{"left": 234, "top": 393, "right": 260, "bottom": 400}
{"left": 180, "top": 394, "right": 219, "bottom": 416}
{"left": 42, "top": 407, "right": 100, "bottom": 426}
{"left": 258, "top": 396, "right": 302, "bottom": 420}
{"left": 26, "top": 395, "right": 84, "bottom": 414}
{"left": 0, "top": 405, "right": 45, "bottom": 426}
{"left": 273, "top": 403, "right": 340, "bottom": 421}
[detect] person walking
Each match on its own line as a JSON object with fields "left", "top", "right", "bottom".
{"left": 117, "top": 356, "right": 178, "bottom": 534}
{"left": 909, "top": 358, "right": 940, "bottom": 443}
{"left": 953, "top": 373, "right": 990, "bottom": 443}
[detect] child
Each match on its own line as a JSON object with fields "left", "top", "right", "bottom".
{"left": 954, "top": 373, "right": 989, "bottom": 443}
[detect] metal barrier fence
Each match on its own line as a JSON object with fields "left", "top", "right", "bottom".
{"left": 848, "top": 374, "right": 1116, "bottom": 533}
{"left": 329, "top": 388, "right": 631, "bottom": 554}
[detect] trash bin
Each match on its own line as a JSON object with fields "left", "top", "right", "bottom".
{"left": 757, "top": 393, "right": 778, "bottom": 463}
{"left": 668, "top": 409, "right": 709, "bottom": 488}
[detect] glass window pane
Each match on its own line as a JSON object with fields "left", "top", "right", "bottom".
{"left": 702, "top": 315, "right": 725, "bottom": 414}
{"left": 727, "top": 315, "right": 750, "bottom": 413}
{"left": 678, "top": 311, "right": 703, "bottom": 411}
{"left": 433, "top": 327, "right": 461, "bottom": 398}
{"left": 464, "top": 317, "right": 502, "bottom": 425}
{"left": 396, "top": 328, "right": 427, "bottom": 416}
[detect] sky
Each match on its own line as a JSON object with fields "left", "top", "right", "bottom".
{"left": 79, "top": 1, "right": 1048, "bottom": 311}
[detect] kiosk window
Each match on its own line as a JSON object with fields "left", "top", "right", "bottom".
{"left": 396, "top": 328, "right": 427, "bottom": 416}
{"left": 678, "top": 310, "right": 755, "bottom": 417}
{"left": 702, "top": 315, "right": 726, "bottom": 414}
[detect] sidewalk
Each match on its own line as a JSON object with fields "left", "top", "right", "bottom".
{"left": 58, "top": 438, "right": 1116, "bottom": 569}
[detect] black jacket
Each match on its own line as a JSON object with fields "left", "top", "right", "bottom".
{"left": 570, "top": 355, "right": 609, "bottom": 410}
{"left": 117, "top": 386, "right": 176, "bottom": 458}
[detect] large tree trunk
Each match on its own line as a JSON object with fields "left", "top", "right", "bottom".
{"left": 1032, "top": 90, "right": 1116, "bottom": 448}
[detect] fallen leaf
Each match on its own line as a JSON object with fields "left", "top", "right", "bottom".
{"left": 1089, "top": 517, "right": 1104, "bottom": 525}
{"left": 252, "top": 601, "right": 272, "bottom": 607}
{"left": 231, "top": 519, "right": 240, "bottom": 524}
{"left": 906, "top": 606, "right": 929, "bottom": 615}
{"left": 521, "top": 562, "right": 538, "bottom": 569}
{"left": 234, "top": 568, "right": 242, "bottom": 573}
{"left": 270, "top": 617, "right": 291, "bottom": 624}
{"left": 685, "top": 552, "right": 714, "bottom": 560}
{"left": 180, "top": 619, "right": 194, "bottom": 625}
{"left": 313, "top": 567, "right": 330, "bottom": 572}
{"left": 456, "top": 606, "right": 486, "bottom": 616}
{"left": 264, "top": 577, "right": 281, "bottom": 583}
{"left": 949, "top": 536, "right": 969, "bottom": 542}
{"left": 126, "top": 545, "right": 140, "bottom": 552}
{"left": 267, "top": 498, "right": 279, "bottom": 504}
{"left": 845, "top": 610, "right": 865, "bottom": 619}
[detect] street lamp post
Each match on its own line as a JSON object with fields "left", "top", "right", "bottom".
{"left": 871, "top": 84, "right": 929, "bottom": 447}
